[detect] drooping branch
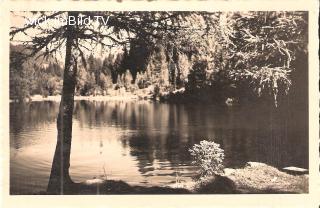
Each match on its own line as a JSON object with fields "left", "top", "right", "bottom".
{"left": 10, "top": 11, "right": 66, "bottom": 39}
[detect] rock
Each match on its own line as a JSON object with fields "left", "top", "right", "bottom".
{"left": 224, "top": 168, "right": 236, "bottom": 176}
{"left": 84, "top": 178, "right": 104, "bottom": 185}
{"left": 172, "top": 87, "right": 185, "bottom": 94}
{"left": 196, "top": 175, "right": 238, "bottom": 194}
{"left": 282, "top": 167, "right": 308, "bottom": 175}
{"left": 271, "top": 176, "right": 278, "bottom": 182}
{"left": 28, "top": 95, "right": 42, "bottom": 102}
{"left": 225, "top": 97, "right": 238, "bottom": 106}
{"left": 246, "top": 162, "right": 268, "bottom": 167}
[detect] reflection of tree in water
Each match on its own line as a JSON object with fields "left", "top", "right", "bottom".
{"left": 125, "top": 133, "right": 192, "bottom": 176}
{"left": 68, "top": 100, "right": 308, "bottom": 176}
{"left": 10, "top": 101, "right": 59, "bottom": 149}
{"left": 11, "top": 99, "right": 308, "bottom": 173}
{"left": 127, "top": 134, "right": 155, "bottom": 174}
{"left": 124, "top": 102, "right": 308, "bottom": 175}
{"left": 74, "top": 101, "right": 108, "bottom": 128}
{"left": 10, "top": 101, "right": 59, "bottom": 132}
{"left": 74, "top": 101, "right": 142, "bottom": 129}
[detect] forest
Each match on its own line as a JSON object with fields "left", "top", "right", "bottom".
{"left": 10, "top": 11, "right": 308, "bottom": 107}
{"left": 9, "top": 10, "right": 310, "bottom": 195}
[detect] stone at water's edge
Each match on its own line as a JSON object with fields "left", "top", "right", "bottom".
{"left": 282, "top": 167, "right": 308, "bottom": 175}
{"left": 246, "top": 162, "right": 308, "bottom": 175}
{"left": 223, "top": 168, "right": 236, "bottom": 176}
{"left": 84, "top": 178, "right": 104, "bottom": 185}
{"left": 246, "top": 162, "right": 269, "bottom": 167}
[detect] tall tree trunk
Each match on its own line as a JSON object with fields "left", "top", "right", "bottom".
{"left": 47, "top": 12, "right": 78, "bottom": 194}
{"left": 172, "top": 46, "right": 182, "bottom": 88}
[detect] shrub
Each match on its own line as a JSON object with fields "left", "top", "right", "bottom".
{"left": 189, "top": 140, "right": 225, "bottom": 179}
{"left": 42, "top": 90, "right": 49, "bottom": 98}
{"left": 153, "top": 84, "right": 160, "bottom": 98}
{"left": 186, "top": 61, "right": 208, "bottom": 92}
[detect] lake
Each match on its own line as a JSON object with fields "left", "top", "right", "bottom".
{"left": 10, "top": 100, "right": 308, "bottom": 194}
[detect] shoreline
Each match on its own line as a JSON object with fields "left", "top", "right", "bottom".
{"left": 16, "top": 162, "right": 308, "bottom": 195}
{"left": 10, "top": 94, "right": 142, "bottom": 103}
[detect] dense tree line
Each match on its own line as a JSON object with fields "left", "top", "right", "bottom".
{"left": 10, "top": 11, "right": 307, "bottom": 107}
{"left": 10, "top": 44, "right": 64, "bottom": 100}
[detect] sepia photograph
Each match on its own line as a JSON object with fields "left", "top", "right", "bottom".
{"left": 8, "top": 10, "right": 310, "bottom": 196}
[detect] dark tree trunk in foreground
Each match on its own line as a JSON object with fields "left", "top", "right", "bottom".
{"left": 47, "top": 12, "right": 78, "bottom": 194}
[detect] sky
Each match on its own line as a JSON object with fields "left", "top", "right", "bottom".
{"left": 10, "top": 11, "right": 124, "bottom": 61}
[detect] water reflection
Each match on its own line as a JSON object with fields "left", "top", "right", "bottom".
{"left": 10, "top": 100, "right": 308, "bottom": 194}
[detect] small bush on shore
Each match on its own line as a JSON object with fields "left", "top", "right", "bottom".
{"left": 189, "top": 140, "right": 225, "bottom": 180}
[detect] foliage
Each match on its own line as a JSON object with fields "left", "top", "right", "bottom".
{"left": 189, "top": 140, "right": 225, "bottom": 179}
{"left": 186, "top": 61, "right": 208, "bottom": 92}
{"left": 153, "top": 84, "right": 160, "bottom": 98}
{"left": 9, "top": 44, "right": 64, "bottom": 100}
{"left": 10, "top": 12, "right": 307, "bottom": 106}
{"left": 10, "top": 73, "right": 30, "bottom": 101}
{"left": 218, "top": 12, "right": 307, "bottom": 106}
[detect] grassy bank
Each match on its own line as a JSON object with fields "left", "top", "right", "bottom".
{"left": 224, "top": 162, "right": 308, "bottom": 194}
{"left": 40, "top": 162, "right": 307, "bottom": 195}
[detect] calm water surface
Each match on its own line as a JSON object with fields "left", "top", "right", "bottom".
{"left": 10, "top": 100, "right": 308, "bottom": 194}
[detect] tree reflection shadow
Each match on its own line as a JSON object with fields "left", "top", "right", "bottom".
{"left": 10, "top": 99, "right": 307, "bottom": 193}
